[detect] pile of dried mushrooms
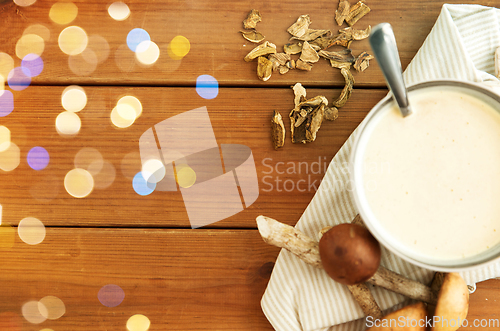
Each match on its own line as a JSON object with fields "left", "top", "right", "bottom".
{"left": 240, "top": 1, "right": 374, "bottom": 149}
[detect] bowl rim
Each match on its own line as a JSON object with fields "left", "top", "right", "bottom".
{"left": 349, "top": 79, "right": 500, "bottom": 272}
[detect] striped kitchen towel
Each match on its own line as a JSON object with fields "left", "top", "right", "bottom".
{"left": 261, "top": 4, "right": 500, "bottom": 331}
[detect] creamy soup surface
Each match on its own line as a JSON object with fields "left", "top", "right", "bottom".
{"left": 361, "top": 87, "right": 500, "bottom": 261}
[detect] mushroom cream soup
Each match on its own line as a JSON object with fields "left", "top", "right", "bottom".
{"left": 357, "top": 86, "right": 500, "bottom": 264}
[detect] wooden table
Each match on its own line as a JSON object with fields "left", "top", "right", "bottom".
{"left": 1, "top": 0, "right": 499, "bottom": 330}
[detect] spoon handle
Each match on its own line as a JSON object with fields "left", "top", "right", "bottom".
{"left": 369, "top": 23, "right": 412, "bottom": 117}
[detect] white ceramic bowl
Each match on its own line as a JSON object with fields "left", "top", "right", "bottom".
{"left": 350, "top": 80, "right": 500, "bottom": 272}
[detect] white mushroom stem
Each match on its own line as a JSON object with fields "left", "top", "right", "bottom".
{"left": 257, "top": 215, "right": 438, "bottom": 305}
{"left": 257, "top": 216, "right": 382, "bottom": 318}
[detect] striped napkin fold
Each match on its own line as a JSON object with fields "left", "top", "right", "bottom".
{"left": 261, "top": 4, "right": 500, "bottom": 331}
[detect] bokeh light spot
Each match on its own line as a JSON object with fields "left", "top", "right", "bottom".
{"left": 68, "top": 48, "right": 98, "bottom": 76}
{"left": 176, "top": 164, "right": 196, "bottom": 188}
{"left": 0, "top": 53, "right": 14, "bottom": 80}
{"left": 21, "top": 54, "right": 44, "bottom": 77}
{"left": 0, "top": 126, "right": 11, "bottom": 152}
{"left": 27, "top": 146, "right": 49, "bottom": 170}
{"left": 126, "top": 314, "right": 151, "bottom": 331}
{"left": 121, "top": 151, "right": 141, "bottom": 180}
{"left": 126, "top": 28, "right": 150, "bottom": 52}
{"left": 21, "top": 301, "right": 46, "bottom": 324}
{"left": 88, "top": 35, "right": 110, "bottom": 64}
{"left": 196, "top": 75, "right": 219, "bottom": 99}
{"left": 135, "top": 41, "right": 160, "bottom": 66}
{"left": 64, "top": 168, "right": 94, "bottom": 198}
{"left": 14, "top": 0, "right": 37, "bottom": 7}
{"left": 111, "top": 105, "right": 135, "bottom": 128}
{"left": 0, "top": 90, "right": 13, "bottom": 117}
{"left": 8, "top": 67, "right": 31, "bottom": 91}
{"left": 56, "top": 111, "right": 81, "bottom": 135}
{"left": 18, "top": 217, "right": 46, "bottom": 245}
{"left": 170, "top": 35, "right": 190, "bottom": 59}
{"left": 0, "top": 225, "right": 15, "bottom": 249}
{"left": 108, "top": 2, "right": 130, "bottom": 21}
{"left": 142, "top": 159, "right": 165, "bottom": 184}
{"left": 23, "top": 24, "right": 50, "bottom": 42}
{"left": 0, "top": 142, "right": 20, "bottom": 171}
{"left": 62, "top": 85, "right": 87, "bottom": 112}
{"left": 38, "top": 296, "right": 65, "bottom": 320}
{"left": 16, "top": 34, "right": 44, "bottom": 59}
{"left": 0, "top": 75, "right": 4, "bottom": 93}
{"left": 117, "top": 95, "right": 142, "bottom": 118}
{"left": 98, "top": 284, "right": 125, "bottom": 307}
{"left": 49, "top": 2, "right": 78, "bottom": 25}
{"left": 59, "top": 26, "right": 88, "bottom": 56}
{"left": 132, "top": 172, "right": 155, "bottom": 196}
{"left": 117, "top": 103, "right": 136, "bottom": 121}
{"left": 93, "top": 161, "right": 116, "bottom": 189}
{"left": 74, "top": 147, "right": 103, "bottom": 175}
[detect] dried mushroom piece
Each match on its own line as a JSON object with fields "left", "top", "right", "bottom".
{"left": 269, "top": 53, "right": 291, "bottom": 66}
{"left": 271, "top": 110, "right": 285, "bottom": 149}
{"left": 291, "top": 29, "right": 331, "bottom": 42}
{"left": 289, "top": 96, "right": 328, "bottom": 143}
{"left": 243, "top": 9, "right": 262, "bottom": 29}
{"left": 286, "top": 60, "right": 296, "bottom": 69}
{"left": 292, "top": 82, "right": 307, "bottom": 107}
{"left": 340, "top": 26, "right": 371, "bottom": 40}
{"left": 257, "top": 56, "right": 273, "bottom": 81}
{"left": 335, "top": 0, "right": 350, "bottom": 26}
{"left": 284, "top": 42, "right": 303, "bottom": 55}
{"left": 240, "top": 30, "right": 265, "bottom": 43}
{"left": 333, "top": 67, "right": 354, "bottom": 108}
{"left": 244, "top": 41, "right": 277, "bottom": 62}
{"left": 295, "top": 59, "right": 313, "bottom": 71}
{"left": 354, "top": 51, "right": 374, "bottom": 72}
{"left": 300, "top": 41, "right": 320, "bottom": 63}
{"left": 279, "top": 66, "right": 290, "bottom": 74}
{"left": 318, "top": 49, "right": 355, "bottom": 63}
{"left": 287, "top": 14, "right": 311, "bottom": 38}
{"left": 324, "top": 106, "right": 339, "bottom": 121}
{"left": 345, "top": 1, "right": 371, "bottom": 26}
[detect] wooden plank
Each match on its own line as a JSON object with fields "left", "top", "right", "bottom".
{"left": 0, "top": 227, "right": 499, "bottom": 330}
{"left": 0, "top": 228, "right": 280, "bottom": 330}
{"left": 0, "top": 0, "right": 494, "bottom": 87}
{"left": 0, "top": 86, "right": 386, "bottom": 228}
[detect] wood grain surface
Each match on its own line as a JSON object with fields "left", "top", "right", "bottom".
{"left": 1, "top": 0, "right": 500, "bottom": 330}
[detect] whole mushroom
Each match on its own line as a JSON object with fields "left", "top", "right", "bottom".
{"left": 319, "top": 223, "right": 381, "bottom": 285}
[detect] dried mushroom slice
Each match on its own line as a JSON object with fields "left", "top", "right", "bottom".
{"left": 335, "top": 0, "right": 350, "bottom": 26}
{"left": 345, "top": 1, "right": 371, "bottom": 26}
{"left": 257, "top": 56, "right": 273, "bottom": 81}
{"left": 243, "top": 9, "right": 262, "bottom": 29}
{"left": 292, "top": 82, "right": 307, "bottom": 107}
{"left": 240, "top": 30, "right": 265, "bottom": 43}
{"left": 284, "top": 42, "right": 303, "bottom": 55}
{"left": 287, "top": 14, "right": 311, "bottom": 38}
{"left": 333, "top": 67, "right": 354, "bottom": 108}
{"left": 269, "top": 53, "right": 291, "bottom": 66}
{"left": 318, "top": 49, "right": 355, "bottom": 63}
{"left": 244, "top": 41, "right": 277, "bottom": 62}
{"left": 354, "top": 51, "right": 374, "bottom": 72}
{"left": 295, "top": 59, "right": 313, "bottom": 71}
{"left": 286, "top": 60, "right": 295, "bottom": 69}
{"left": 279, "top": 66, "right": 290, "bottom": 74}
{"left": 291, "top": 29, "right": 331, "bottom": 42}
{"left": 324, "top": 106, "right": 339, "bottom": 121}
{"left": 300, "top": 41, "right": 320, "bottom": 63}
{"left": 340, "top": 26, "right": 371, "bottom": 40}
{"left": 289, "top": 96, "right": 328, "bottom": 144}
{"left": 271, "top": 110, "right": 285, "bottom": 149}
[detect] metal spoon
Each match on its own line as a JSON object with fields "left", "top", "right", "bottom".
{"left": 369, "top": 23, "right": 412, "bottom": 117}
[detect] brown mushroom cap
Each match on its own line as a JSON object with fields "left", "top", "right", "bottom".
{"left": 367, "top": 302, "right": 428, "bottom": 331}
{"left": 431, "top": 273, "right": 469, "bottom": 331}
{"left": 319, "top": 223, "right": 381, "bottom": 285}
